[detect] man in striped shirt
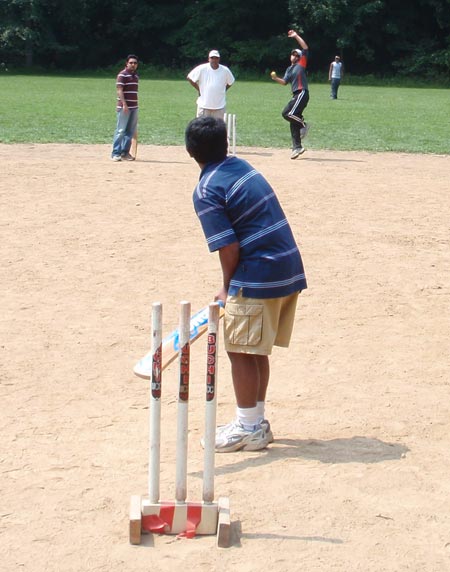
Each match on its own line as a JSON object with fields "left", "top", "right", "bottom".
{"left": 185, "top": 117, "right": 307, "bottom": 453}
{"left": 111, "top": 54, "right": 139, "bottom": 161}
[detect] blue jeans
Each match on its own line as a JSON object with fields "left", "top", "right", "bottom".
{"left": 111, "top": 108, "right": 138, "bottom": 157}
{"left": 331, "top": 78, "right": 341, "bottom": 99}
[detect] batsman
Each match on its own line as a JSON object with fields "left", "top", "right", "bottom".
{"left": 185, "top": 117, "right": 307, "bottom": 453}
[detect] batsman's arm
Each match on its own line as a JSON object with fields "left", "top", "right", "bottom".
{"left": 216, "top": 241, "right": 240, "bottom": 304}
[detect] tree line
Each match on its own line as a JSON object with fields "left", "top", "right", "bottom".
{"left": 1, "top": 0, "right": 449, "bottom": 79}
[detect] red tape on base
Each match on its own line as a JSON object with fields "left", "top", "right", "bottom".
{"left": 141, "top": 502, "right": 202, "bottom": 538}
{"left": 177, "top": 503, "right": 202, "bottom": 539}
{"left": 142, "top": 504, "right": 175, "bottom": 534}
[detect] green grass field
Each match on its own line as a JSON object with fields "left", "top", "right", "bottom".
{"left": 1, "top": 74, "right": 449, "bottom": 154}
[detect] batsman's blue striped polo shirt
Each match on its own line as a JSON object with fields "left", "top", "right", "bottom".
{"left": 193, "top": 156, "right": 307, "bottom": 299}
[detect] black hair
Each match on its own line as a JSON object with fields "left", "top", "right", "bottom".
{"left": 185, "top": 117, "right": 228, "bottom": 164}
{"left": 126, "top": 54, "right": 139, "bottom": 62}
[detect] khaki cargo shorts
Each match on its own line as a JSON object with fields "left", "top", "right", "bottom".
{"left": 224, "top": 291, "right": 300, "bottom": 355}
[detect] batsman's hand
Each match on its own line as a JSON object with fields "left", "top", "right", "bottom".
{"left": 214, "top": 287, "right": 228, "bottom": 306}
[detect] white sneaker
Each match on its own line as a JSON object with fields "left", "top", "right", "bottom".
{"left": 291, "top": 147, "right": 305, "bottom": 159}
{"left": 208, "top": 420, "right": 270, "bottom": 453}
{"left": 261, "top": 419, "right": 274, "bottom": 443}
{"left": 111, "top": 155, "right": 121, "bottom": 162}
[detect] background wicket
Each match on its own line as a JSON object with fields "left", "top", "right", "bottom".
{"left": 224, "top": 112, "right": 237, "bottom": 155}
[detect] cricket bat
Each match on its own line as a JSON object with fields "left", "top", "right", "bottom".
{"left": 133, "top": 302, "right": 225, "bottom": 379}
{"left": 130, "top": 129, "right": 138, "bottom": 159}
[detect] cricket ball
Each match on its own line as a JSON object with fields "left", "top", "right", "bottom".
{"left": 270, "top": 71, "right": 276, "bottom": 78}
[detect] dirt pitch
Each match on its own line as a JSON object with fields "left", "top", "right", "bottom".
{"left": 1, "top": 143, "right": 449, "bottom": 572}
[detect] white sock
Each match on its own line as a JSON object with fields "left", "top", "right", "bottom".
{"left": 256, "top": 401, "right": 265, "bottom": 421}
{"left": 236, "top": 406, "right": 261, "bottom": 430}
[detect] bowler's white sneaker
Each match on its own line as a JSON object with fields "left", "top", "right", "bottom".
{"left": 291, "top": 147, "right": 305, "bottom": 159}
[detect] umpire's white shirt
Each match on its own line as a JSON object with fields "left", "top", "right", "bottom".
{"left": 188, "top": 63, "right": 235, "bottom": 109}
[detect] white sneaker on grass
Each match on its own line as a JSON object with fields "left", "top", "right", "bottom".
{"left": 203, "top": 420, "right": 270, "bottom": 453}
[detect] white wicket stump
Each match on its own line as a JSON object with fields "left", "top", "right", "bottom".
{"left": 129, "top": 302, "right": 231, "bottom": 547}
{"left": 224, "top": 112, "right": 237, "bottom": 155}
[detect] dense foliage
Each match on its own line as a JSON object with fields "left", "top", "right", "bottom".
{"left": 0, "top": 0, "right": 449, "bottom": 78}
